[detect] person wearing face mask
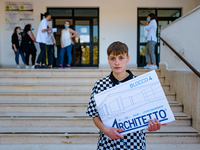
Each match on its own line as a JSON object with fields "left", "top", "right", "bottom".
{"left": 11, "top": 26, "right": 27, "bottom": 68}
{"left": 59, "top": 20, "right": 78, "bottom": 68}
{"left": 21, "top": 24, "right": 37, "bottom": 69}
{"left": 35, "top": 12, "right": 52, "bottom": 69}
{"left": 144, "top": 13, "right": 158, "bottom": 69}
{"left": 44, "top": 25, "right": 56, "bottom": 68}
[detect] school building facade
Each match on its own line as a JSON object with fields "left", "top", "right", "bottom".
{"left": 0, "top": 0, "right": 200, "bottom": 69}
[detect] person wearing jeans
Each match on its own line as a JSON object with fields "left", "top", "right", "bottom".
{"left": 11, "top": 26, "right": 26, "bottom": 68}
{"left": 144, "top": 13, "right": 158, "bottom": 69}
{"left": 59, "top": 44, "right": 73, "bottom": 67}
{"left": 145, "top": 40, "right": 157, "bottom": 67}
{"left": 13, "top": 49, "right": 26, "bottom": 67}
{"left": 35, "top": 12, "right": 52, "bottom": 69}
{"left": 59, "top": 20, "right": 78, "bottom": 68}
{"left": 44, "top": 26, "right": 56, "bottom": 68}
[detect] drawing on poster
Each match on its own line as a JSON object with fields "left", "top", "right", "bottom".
{"left": 97, "top": 81, "right": 164, "bottom": 122}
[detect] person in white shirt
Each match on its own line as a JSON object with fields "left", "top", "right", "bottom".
{"left": 44, "top": 26, "right": 56, "bottom": 68}
{"left": 35, "top": 12, "right": 52, "bottom": 69}
{"left": 144, "top": 13, "right": 158, "bottom": 69}
{"left": 59, "top": 20, "right": 78, "bottom": 68}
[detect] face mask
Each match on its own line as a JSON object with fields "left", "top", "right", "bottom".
{"left": 31, "top": 28, "right": 34, "bottom": 31}
{"left": 18, "top": 30, "right": 21, "bottom": 34}
{"left": 64, "top": 24, "right": 69, "bottom": 28}
{"left": 147, "top": 17, "right": 150, "bottom": 22}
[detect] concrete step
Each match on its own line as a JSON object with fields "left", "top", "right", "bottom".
{"left": 0, "top": 100, "right": 178, "bottom": 104}
{"left": 0, "top": 101, "right": 182, "bottom": 112}
{"left": 0, "top": 116, "right": 191, "bottom": 127}
{"left": 0, "top": 112, "right": 191, "bottom": 127}
{"left": 0, "top": 112, "right": 186, "bottom": 118}
{"left": 146, "top": 144, "right": 200, "bottom": 150}
{"left": 0, "top": 134, "right": 199, "bottom": 144}
{"left": 0, "top": 69, "right": 161, "bottom": 76}
{"left": 0, "top": 144, "right": 200, "bottom": 150}
{"left": 0, "top": 126, "right": 198, "bottom": 135}
{"left": 0, "top": 75, "right": 165, "bottom": 83}
{"left": 0, "top": 82, "right": 170, "bottom": 91}
{"left": 0, "top": 133, "right": 199, "bottom": 144}
{"left": 0, "top": 90, "right": 176, "bottom": 101}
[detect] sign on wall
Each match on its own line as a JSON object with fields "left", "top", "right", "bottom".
{"left": 5, "top": 1, "right": 33, "bottom": 30}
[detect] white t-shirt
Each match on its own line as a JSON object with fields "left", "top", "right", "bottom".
{"left": 36, "top": 18, "right": 48, "bottom": 44}
{"left": 61, "top": 28, "right": 72, "bottom": 47}
{"left": 145, "top": 19, "right": 157, "bottom": 42}
{"left": 17, "top": 34, "right": 21, "bottom": 46}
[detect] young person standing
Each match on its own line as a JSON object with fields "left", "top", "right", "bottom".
{"left": 59, "top": 20, "right": 78, "bottom": 68}
{"left": 35, "top": 12, "right": 52, "bottom": 69}
{"left": 44, "top": 25, "right": 56, "bottom": 68}
{"left": 86, "top": 41, "right": 166, "bottom": 150}
{"left": 144, "top": 13, "right": 158, "bottom": 69}
{"left": 11, "top": 26, "right": 26, "bottom": 68}
{"left": 21, "top": 24, "right": 37, "bottom": 69}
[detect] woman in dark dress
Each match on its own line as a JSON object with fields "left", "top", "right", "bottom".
{"left": 21, "top": 24, "right": 37, "bottom": 69}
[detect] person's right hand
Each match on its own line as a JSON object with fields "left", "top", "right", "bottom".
{"left": 14, "top": 49, "right": 17, "bottom": 52}
{"left": 102, "top": 127, "right": 124, "bottom": 140}
{"left": 61, "top": 44, "right": 64, "bottom": 48}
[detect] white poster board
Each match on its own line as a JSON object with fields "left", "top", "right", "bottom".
{"left": 19, "top": 2, "right": 33, "bottom": 11}
{"left": 94, "top": 70, "right": 175, "bottom": 135}
{"left": 5, "top": 11, "right": 20, "bottom": 30}
{"left": 5, "top": 1, "right": 19, "bottom": 11}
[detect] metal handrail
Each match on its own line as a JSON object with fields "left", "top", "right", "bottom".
{"left": 158, "top": 36, "right": 200, "bottom": 78}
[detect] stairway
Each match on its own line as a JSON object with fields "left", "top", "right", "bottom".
{"left": 0, "top": 69, "right": 199, "bottom": 150}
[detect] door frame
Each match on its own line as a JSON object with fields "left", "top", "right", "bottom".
{"left": 137, "top": 8, "right": 182, "bottom": 67}
{"left": 47, "top": 8, "right": 99, "bottom": 67}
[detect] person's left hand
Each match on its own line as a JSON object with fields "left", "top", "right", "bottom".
{"left": 147, "top": 118, "right": 162, "bottom": 132}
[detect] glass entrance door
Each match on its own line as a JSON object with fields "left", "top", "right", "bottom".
{"left": 74, "top": 19, "right": 98, "bottom": 66}
{"left": 48, "top": 8, "right": 99, "bottom": 67}
{"left": 74, "top": 20, "right": 91, "bottom": 66}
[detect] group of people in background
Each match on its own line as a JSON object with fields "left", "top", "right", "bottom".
{"left": 11, "top": 12, "right": 77, "bottom": 69}
{"left": 12, "top": 12, "right": 157, "bottom": 69}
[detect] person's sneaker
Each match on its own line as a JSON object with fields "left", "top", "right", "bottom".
{"left": 17, "top": 65, "right": 21, "bottom": 69}
{"left": 58, "top": 64, "right": 63, "bottom": 69}
{"left": 64, "top": 64, "right": 71, "bottom": 69}
{"left": 148, "top": 65, "right": 158, "bottom": 69}
{"left": 25, "top": 65, "right": 30, "bottom": 69}
{"left": 46, "top": 66, "right": 51, "bottom": 69}
{"left": 30, "top": 65, "right": 35, "bottom": 69}
{"left": 42, "top": 65, "right": 48, "bottom": 68}
{"left": 35, "top": 65, "right": 41, "bottom": 69}
{"left": 144, "top": 64, "right": 151, "bottom": 69}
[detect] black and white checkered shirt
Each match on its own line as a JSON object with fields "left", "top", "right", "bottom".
{"left": 86, "top": 70, "right": 146, "bottom": 150}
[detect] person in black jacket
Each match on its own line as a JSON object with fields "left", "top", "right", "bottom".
{"left": 11, "top": 26, "right": 26, "bottom": 68}
{"left": 21, "top": 24, "right": 37, "bottom": 69}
